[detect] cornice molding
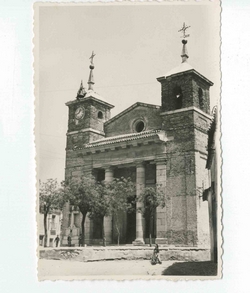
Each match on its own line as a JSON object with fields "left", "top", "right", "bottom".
{"left": 67, "top": 128, "right": 105, "bottom": 136}
{"left": 160, "top": 106, "right": 212, "bottom": 120}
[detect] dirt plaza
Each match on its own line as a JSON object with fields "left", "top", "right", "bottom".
{"left": 38, "top": 259, "right": 217, "bottom": 279}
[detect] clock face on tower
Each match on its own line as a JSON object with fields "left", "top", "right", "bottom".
{"left": 75, "top": 106, "right": 85, "bottom": 120}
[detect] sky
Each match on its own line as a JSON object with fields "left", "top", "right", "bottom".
{"left": 37, "top": 2, "right": 221, "bottom": 183}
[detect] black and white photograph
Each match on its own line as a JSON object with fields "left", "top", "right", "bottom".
{"left": 34, "top": 1, "right": 221, "bottom": 280}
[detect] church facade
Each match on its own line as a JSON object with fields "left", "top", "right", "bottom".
{"left": 61, "top": 38, "right": 214, "bottom": 254}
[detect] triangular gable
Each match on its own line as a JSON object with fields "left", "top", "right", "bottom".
{"left": 105, "top": 102, "right": 160, "bottom": 126}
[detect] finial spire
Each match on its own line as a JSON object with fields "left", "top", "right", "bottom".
{"left": 88, "top": 51, "right": 96, "bottom": 90}
{"left": 178, "top": 23, "right": 191, "bottom": 63}
{"left": 77, "top": 80, "right": 86, "bottom": 99}
{"left": 181, "top": 39, "right": 189, "bottom": 63}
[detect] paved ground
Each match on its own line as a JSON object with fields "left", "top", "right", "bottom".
{"left": 38, "top": 259, "right": 175, "bottom": 279}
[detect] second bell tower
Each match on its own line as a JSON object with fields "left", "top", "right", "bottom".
{"left": 157, "top": 30, "right": 213, "bottom": 114}
{"left": 155, "top": 24, "right": 214, "bottom": 248}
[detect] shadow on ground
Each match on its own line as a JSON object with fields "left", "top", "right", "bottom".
{"left": 162, "top": 261, "right": 217, "bottom": 276}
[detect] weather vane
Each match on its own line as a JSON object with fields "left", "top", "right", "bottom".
{"left": 89, "top": 51, "right": 96, "bottom": 65}
{"left": 178, "top": 22, "right": 191, "bottom": 39}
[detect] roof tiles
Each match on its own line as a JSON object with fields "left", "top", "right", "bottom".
{"left": 85, "top": 129, "right": 161, "bottom": 148}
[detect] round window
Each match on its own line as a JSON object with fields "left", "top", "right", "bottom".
{"left": 135, "top": 120, "right": 145, "bottom": 133}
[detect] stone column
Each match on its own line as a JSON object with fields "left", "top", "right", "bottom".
{"left": 155, "top": 159, "right": 168, "bottom": 245}
{"left": 105, "top": 167, "right": 114, "bottom": 183}
{"left": 104, "top": 167, "right": 114, "bottom": 244}
{"left": 133, "top": 162, "right": 145, "bottom": 245}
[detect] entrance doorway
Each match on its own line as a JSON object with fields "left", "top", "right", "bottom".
{"left": 126, "top": 213, "right": 136, "bottom": 244}
{"left": 112, "top": 210, "right": 136, "bottom": 245}
{"left": 126, "top": 196, "right": 136, "bottom": 243}
{"left": 144, "top": 208, "right": 156, "bottom": 244}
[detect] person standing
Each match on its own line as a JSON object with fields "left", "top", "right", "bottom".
{"left": 67, "top": 235, "right": 72, "bottom": 247}
{"left": 54, "top": 235, "right": 60, "bottom": 247}
{"left": 78, "top": 234, "right": 82, "bottom": 247}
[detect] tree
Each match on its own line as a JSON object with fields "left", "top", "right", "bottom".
{"left": 106, "top": 177, "right": 135, "bottom": 245}
{"left": 62, "top": 176, "right": 135, "bottom": 246}
{"left": 39, "top": 179, "right": 66, "bottom": 247}
{"left": 137, "top": 185, "right": 166, "bottom": 246}
{"left": 89, "top": 177, "right": 135, "bottom": 246}
{"left": 62, "top": 176, "right": 97, "bottom": 246}
{"left": 88, "top": 181, "right": 110, "bottom": 246}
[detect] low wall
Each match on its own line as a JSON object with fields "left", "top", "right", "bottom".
{"left": 39, "top": 246, "right": 210, "bottom": 262}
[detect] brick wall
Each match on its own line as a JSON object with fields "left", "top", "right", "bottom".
{"left": 105, "top": 105, "right": 162, "bottom": 137}
{"left": 67, "top": 100, "right": 111, "bottom": 133}
{"left": 160, "top": 72, "right": 211, "bottom": 114}
{"left": 160, "top": 151, "right": 197, "bottom": 246}
{"left": 156, "top": 109, "right": 211, "bottom": 247}
{"left": 66, "top": 131, "right": 105, "bottom": 150}
{"left": 66, "top": 99, "right": 110, "bottom": 151}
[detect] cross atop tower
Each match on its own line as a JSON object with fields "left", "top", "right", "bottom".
{"left": 178, "top": 23, "right": 191, "bottom": 63}
{"left": 178, "top": 22, "right": 191, "bottom": 39}
{"left": 89, "top": 51, "right": 96, "bottom": 66}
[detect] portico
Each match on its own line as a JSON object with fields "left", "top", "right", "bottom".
{"left": 80, "top": 126, "right": 169, "bottom": 242}
{"left": 92, "top": 157, "right": 166, "bottom": 245}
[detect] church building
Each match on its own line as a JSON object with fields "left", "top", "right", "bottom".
{"left": 61, "top": 30, "right": 214, "bottom": 255}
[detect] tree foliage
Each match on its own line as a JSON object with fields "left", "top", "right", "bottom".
{"left": 137, "top": 184, "right": 166, "bottom": 215}
{"left": 62, "top": 176, "right": 97, "bottom": 246}
{"left": 87, "top": 177, "right": 135, "bottom": 245}
{"left": 62, "top": 176, "right": 97, "bottom": 215}
{"left": 39, "top": 179, "right": 65, "bottom": 213}
{"left": 39, "top": 178, "right": 66, "bottom": 247}
{"left": 87, "top": 180, "right": 111, "bottom": 246}
{"left": 88, "top": 180, "right": 110, "bottom": 220}
{"left": 61, "top": 176, "right": 136, "bottom": 246}
{"left": 105, "top": 177, "right": 135, "bottom": 245}
{"left": 137, "top": 184, "right": 166, "bottom": 245}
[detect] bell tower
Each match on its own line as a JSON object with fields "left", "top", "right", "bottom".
{"left": 65, "top": 52, "right": 114, "bottom": 151}
{"left": 157, "top": 24, "right": 213, "bottom": 114}
{"left": 155, "top": 24, "right": 214, "bottom": 248}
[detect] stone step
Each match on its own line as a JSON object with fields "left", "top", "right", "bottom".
{"left": 39, "top": 247, "right": 210, "bottom": 262}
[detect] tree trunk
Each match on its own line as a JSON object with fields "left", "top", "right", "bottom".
{"left": 102, "top": 216, "right": 106, "bottom": 247}
{"left": 149, "top": 215, "right": 152, "bottom": 247}
{"left": 114, "top": 215, "right": 120, "bottom": 246}
{"left": 81, "top": 211, "right": 87, "bottom": 246}
{"left": 43, "top": 212, "right": 48, "bottom": 247}
{"left": 149, "top": 210, "right": 153, "bottom": 247}
{"left": 116, "top": 222, "right": 120, "bottom": 246}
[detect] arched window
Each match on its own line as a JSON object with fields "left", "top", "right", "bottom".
{"left": 198, "top": 88, "right": 204, "bottom": 110}
{"left": 98, "top": 111, "right": 103, "bottom": 119}
{"left": 173, "top": 86, "right": 183, "bottom": 109}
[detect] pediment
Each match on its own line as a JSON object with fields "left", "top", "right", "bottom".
{"left": 104, "top": 102, "right": 162, "bottom": 137}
